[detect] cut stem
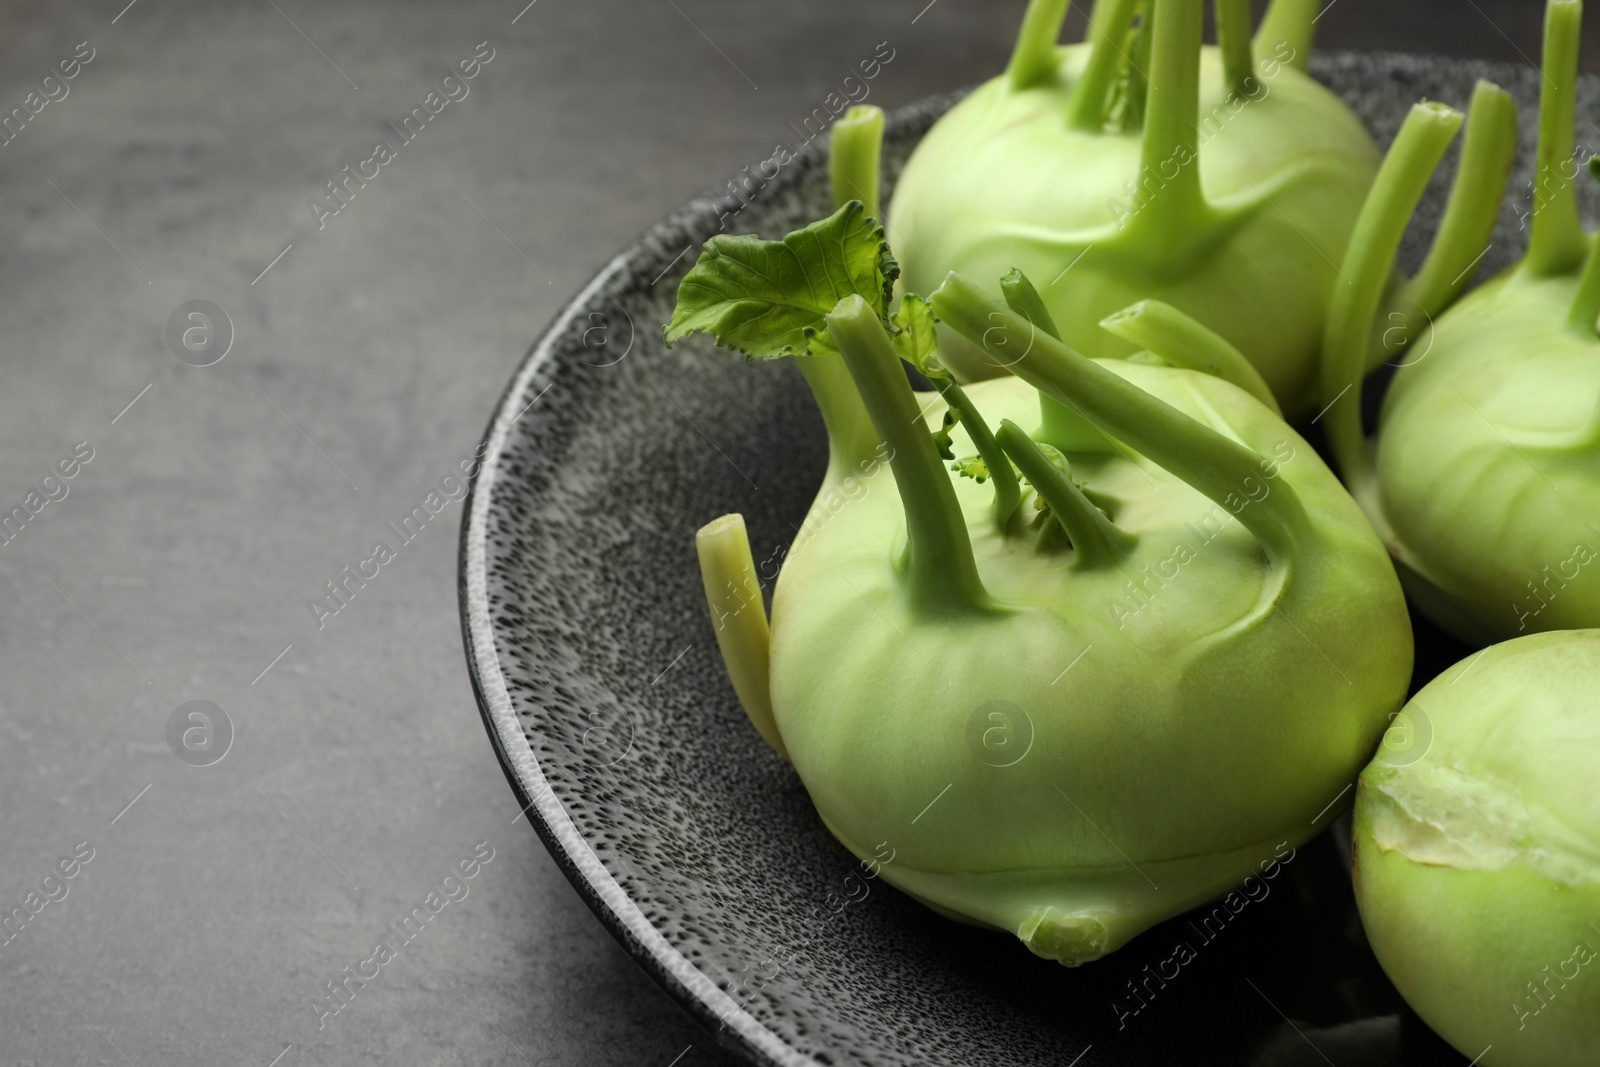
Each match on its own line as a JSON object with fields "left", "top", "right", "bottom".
{"left": 1000, "top": 268, "right": 1064, "bottom": 340}
{"left": 1009, "top": 0, "right": 1074, "bottom": 91}
{"left": 827, "top": 296, "right": 992, "bottom": 615}
{"left": 829, "top": 105, "right": 885, "bottom": 222}
{"left": 696, "top": 514, "right": 787, "bottom": 761}
{"left": 933, "top": 272, "right": 1308, "bottom": 564}
{"left": 1526, "top": 0, "right": 1587, "bottom": 278}
{"left": 997, "top": 421, "right": 1136, "bottom": 567}
{"left": 940, "top": 382, "right": 1024, "bottom": 532}
{"left": 1066, "top": 0, "right": 1142, "bottom": 130}
{"left": 1253, "top": 0, "right": 1316, "bottom": 72}
{"left": 1390, "top": 80, "right": 1518, "bottom": 354}
{"left": 1320, "top": 102, "right": 1464, "bottom": 497}
{"left": 803, "top": 118, "right": 891, "bottom": 473}
{"left": 1216, "top": 0, "right": 1256, "bottom": 97}
{"left": 1129, "top": 0, "right": 1209, "bottom": 240}
{"left": 1099, "top": 299, "right": 1281, "bottom": 414}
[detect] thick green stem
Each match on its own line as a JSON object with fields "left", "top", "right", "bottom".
{"left": 1128, "top": 0, "right": 1209, "bottom": 241}
{"left": 1002, "top": 270, "right": 1117, "bottom": 455}
{"left": 1215, "top": 0, "right": 1255, "bottom": 97}
{"left": 1526, "top": 0, "right": 1587, "bottom": 278}
{"left": 802, "top": 114, "right": 890, "bottom": 472}
{"left": 1000, "top": 268, "right": 1063, "bottom": 341}
{"left": 827, "top": 296, "right": 991, "bottom": 615}
{"left": 940, "top": 382, "right": 1024, "bottom": 533}
{"left": 1389, "top": 80, "right": 1518, "bottom": 357}
{"left": 996, "top": 421, "right": 1136, "bottom": 567}
{"left": 1066, "top": 0, "right": 1142, "bottom": 130}
{"left": 1119, "top": 2, "right": 1156, "bottom": 132}
{"left": 696, "top": 514, "right": 787, "bottom": 760}
{"left": 1253, "top": 0, "right": 1315, "bottom": 71}
{"left": 796, "top": 356, "right": 881, "bottom": 472}
{"left": 1320, "top": 102, "right": 1464, "bottom": 499}
{"left": 933, "top": 273, "right": 1307, "bottom": 565}
{"left": 1565, "top": 219, "right": 1600, "bottom": 336}
{"left": 829, "top": 105, "right": 884, "bottom": 222}
{"left": 1009, "top": 0, "right": 1074, "bottom": 91}
{"left": 1099, "top": 299, "right": 1281, "bottom": 414}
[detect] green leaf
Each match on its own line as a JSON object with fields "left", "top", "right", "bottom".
{"left": 891, "top": 294, "right": 943, "bottom": 379}
{"left": 952, "top": 455, "right": 991, "bottom": 483}
{"left": 662, "top": 201, "right": 898, "bottom": 359}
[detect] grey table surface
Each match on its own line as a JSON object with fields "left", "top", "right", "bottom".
{"left": 0, "top": 1, "right": 1581, "bottom": 1065}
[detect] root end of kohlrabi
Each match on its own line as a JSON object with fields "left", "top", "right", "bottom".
{"left": 1018, "top": 906, "right": 1112, "bottom": 966}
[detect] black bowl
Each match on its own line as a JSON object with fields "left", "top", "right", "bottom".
{"left": 461, "top": 51, "right": 1581, "bottom": 1066}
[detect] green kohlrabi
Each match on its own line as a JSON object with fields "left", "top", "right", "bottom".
{"left": 1353, "top": 631, "right": 1600, "bottom": 1067}
{"left": 1321, "top": 0, "right": 1600, "bottom": 646}
{"left": 886, "top": 0, "right": 1508, "bottom": 414}
{"left": 669, "top": 118, "right": 1411, "bottom": 965}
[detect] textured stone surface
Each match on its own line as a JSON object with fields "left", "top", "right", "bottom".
{"left": 0, "top": 0, "right": 1592, "bottom": 1065}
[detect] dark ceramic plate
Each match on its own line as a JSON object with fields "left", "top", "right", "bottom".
{"left": 461, "top": 52, "right": 1593, "bottom": 1067}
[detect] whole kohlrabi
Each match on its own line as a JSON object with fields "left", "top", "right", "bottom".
{"left": 669, "top": 141, "right": 1411, "bottom": 961}
{"left": 888, "top": 0, "right": 1510, "bottom": 413}
{"left": 1321, "top": 0, "right": 1600, "bottom": 646}
{"left": 1353, "top": 631, "right": 1600, "bottom": 1067}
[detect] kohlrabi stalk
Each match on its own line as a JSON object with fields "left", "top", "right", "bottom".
{"left": 827, "top": 296, "right": 993, "bottom": 616}
{"left": 828, "top": 104, "right": 884, "bottom": 222}
{"left": 1353, "top": 631, "right": 1600, "bottom": 1067}
{"left": 933, "top": 274, "right": 1308, "bottom": 563}
{"left": 1099, "top": 298, "right": 1280, "bottom": 413}
{"left": 696, "top": 514, "right": 786, "bottom": 760}
{"left": 1320, "top": 101, "right": 1472, "bottom": 521}
{"left": 891, "top": 0, "right": 1391, "bottom": 412}
{"left": 1320, "top": 0, "right": 1600, "bottom": 646}
{"left": 831, "top": 108, "right": 1024, "bottom": 535}
{"left": 667, "top": 199, "right": 1411, "bottom": 965}
{"left": 994, "top": 419, "right": 1135, "bottom": 566}
{"left": 1254, "top": 0, "right": 1316, "bottom": 73}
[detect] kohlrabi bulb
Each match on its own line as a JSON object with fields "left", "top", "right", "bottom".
{"left": 1320, "top": 0, "right": 1596, "bottom": 647}
{"left": 671, "top": 118, "right": 1413, "bottom": 959}
{"left": 889, "top": 0, "right": 1382, "bottom": 413}
{"left": 1353, "top": 631, "right": 1600, "bottom": 1067}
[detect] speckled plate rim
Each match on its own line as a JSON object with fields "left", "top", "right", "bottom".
{"left": 455, "top": 80, "right": 978, "bottom": 1066}
{"left": 459, "top": 249, "right": 808, "bottom": 1067}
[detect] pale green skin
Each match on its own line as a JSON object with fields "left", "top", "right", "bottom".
{"left": 1353, "top": 631, "right": 1600, "bottom": 1067}
{"left": 1374, "top": 257, "right": 1600, "bottom": 645}
{"left": 890, "top": 43, "right": 1378, "bottom": 412}
{"left": 769, "top": 364, "right": 1411, "bottom": 963}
